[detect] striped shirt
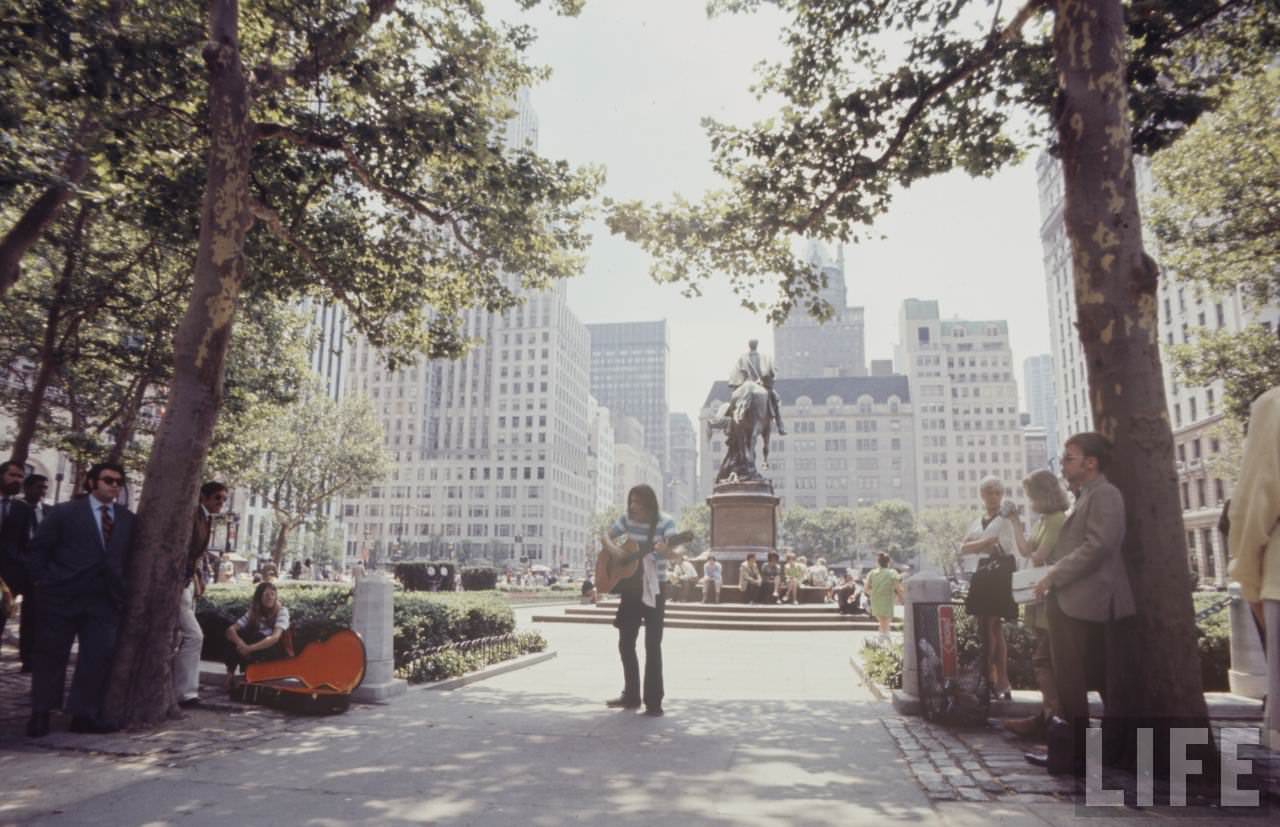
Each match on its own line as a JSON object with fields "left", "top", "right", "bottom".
{"left": 609, "top": 513, "right": 677, "bottom": 584}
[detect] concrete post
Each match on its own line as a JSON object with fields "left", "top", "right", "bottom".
{"left": 351, "top": 571, "right": 407, "bottom": 703}
{"left": 1228, "top": 582, "right": 1267, "bottom": 699}
{"left": 901, "top": 572, "right": 951, "bottom": 701}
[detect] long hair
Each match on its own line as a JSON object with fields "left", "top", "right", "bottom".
{"left": 247, "top": 582, "right": 280, "bottom": 630}
{"left": 627, "top": 484, "right": 660, "bottom": 524}
{"left": 1022, "top": 468, "right": 1070, "bottom": 514}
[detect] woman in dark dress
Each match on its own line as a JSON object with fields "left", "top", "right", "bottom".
{"left": 960, "top": 476, "right": 1018, "bottom": 700}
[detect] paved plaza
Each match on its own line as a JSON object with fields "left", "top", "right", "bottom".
{"left": 0, "top": 607, "right": 1274, "bottom": 826}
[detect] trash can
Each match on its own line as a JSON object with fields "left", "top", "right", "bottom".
{"left": 905, "top": 573, "right": 988, "bottom": 725}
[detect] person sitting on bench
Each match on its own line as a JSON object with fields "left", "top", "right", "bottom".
{"left": 225, "top": 582, "right": 291, "bottom": 688}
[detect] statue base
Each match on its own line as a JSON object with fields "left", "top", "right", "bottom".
{"left": 707, "top": 479, "right": 779, "bottom": 586}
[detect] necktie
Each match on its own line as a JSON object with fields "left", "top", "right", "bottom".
{"left": 101, "top": 505, "right": 114, "bottom": 546}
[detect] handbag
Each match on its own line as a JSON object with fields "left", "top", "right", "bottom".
{"left": 1012, "top": 565, "right": 1052, "bottom": 604}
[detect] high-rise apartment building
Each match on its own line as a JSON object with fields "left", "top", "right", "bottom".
{"left": 774, "top": 241, "right": 867, "bottom": 378}
{"left": 699, "top": 376, "right": 916, "bottom": 509}
{"left": 896, "top": 299, "right": 1026, "bottom": 509}
{"left": 586, "top": 396, "right": 615, "bottom": 517}
{"left": 667, "top": 412, "right": 699, "bottom": 517}
{"left": 1022, "top": 353, "right": 1059, "bottom": 465}
{"left": 586, "top": 320, "right": 670, "bottom": 479}
{"left": 1037, "top": 151, "right": 1280, "bottom": 585}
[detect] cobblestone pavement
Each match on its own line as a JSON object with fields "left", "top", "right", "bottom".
{"left": 884, "top": 713, "right": 1280, "bottom": 805}
{"left": 0, "top": 635, "right": 304, "bottom": 768}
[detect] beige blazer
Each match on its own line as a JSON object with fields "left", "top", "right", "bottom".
{"left": 1045, "top": 474, "right": 1136, "bottom": 622}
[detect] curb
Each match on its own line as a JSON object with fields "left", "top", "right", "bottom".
{"left": 849, "top": 653, "right": 888, "bottom": 702}
{"left": 419, "top": 649, "right": 558, "bottom": 692}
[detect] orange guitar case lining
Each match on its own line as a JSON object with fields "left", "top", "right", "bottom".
{"left": 231, "top": 628, "right": 367, "bottom": 715}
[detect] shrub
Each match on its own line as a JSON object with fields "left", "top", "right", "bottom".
{"left": 862, "top": 641, "right": 904, "bottom": 690}
{"left": 461, "top": 567, "right": 498, "bottom": 590}
{"left": 1194, "top": 592, "right": 1231, "bottom": 691}
{"left": 197, "top": 585, "right": 514, "bottom": 671}
{"left": 398, "top": 631, "right": 548, "bottom": 684}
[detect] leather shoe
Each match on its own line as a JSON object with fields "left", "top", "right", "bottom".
{"left": 605, "top": 696, "right": 640, "bottom": 710}
{"left": 178, "top": 697, "right": 202, "bottom": 709}
{"left": 1024, "top": 751, "right": 1049, "bottom": 768}
{"left": 69, "top": 716, "right": 120, "bottom": 734}
{"left": 643, "top": 707, "right": 664, "bottom": 717}
{"left": 25, "top": 712, "right": 50, "bottom": 738}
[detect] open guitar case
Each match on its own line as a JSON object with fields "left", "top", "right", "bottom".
{"left": 230, "top": 628, "right": 368, "bottom": 715}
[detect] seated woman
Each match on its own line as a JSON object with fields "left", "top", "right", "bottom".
{"left": 759, "top": 550, "right": 782, "bottom": 604}
{"left": 225, "top": 582, "right": 291, "bottom": 688}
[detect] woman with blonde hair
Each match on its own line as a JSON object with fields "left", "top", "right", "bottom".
{"left": 1005, "top": 468, "right": 1071, "bottom": 737}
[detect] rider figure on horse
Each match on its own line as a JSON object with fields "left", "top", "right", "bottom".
{"left": 709, "top": 340, "right": 786, "bottom": 484}
{"left": 728, "top": 339, "right": 786, "bottom": 437}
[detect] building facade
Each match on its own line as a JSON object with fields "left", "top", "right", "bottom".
{"left": 1022, "top": 353, "right": 1059, "bottom": 465}
{"left": 586, "top": 396, "right": 615, "bottom": 517}
{"left": 895, "top": 299, "right": 1026, "bottom": 510}
{"left": 666, "top": 412, "right": 699, "bottom": 518}
{"left": 774, "top": 241, "right": 867, "bottom": 378}
{"left": 586, "top": 320, "right": 670, "bottom": 480}
{"left": 699, "top": 376, "right": 916, "bottom": 510}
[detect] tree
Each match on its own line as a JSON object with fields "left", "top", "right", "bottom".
{"left": 779, "top": 505, "right": 858, "bottom": 559}
{"left": 677, "top": 502, "right": 711, "bottom": 554}
{"left": 1152, "top": 68, "right": 1280, "bottom": 432}
{"left": 103, "top": 0, "right": 597, "bottom": 728}
{"left": 857, "top": 500, "right": 919, "bottom": 564}
{"left": 917, "top": 507, "right": 974, "bottom": 576}
{"left": 607, "top": 0, "right": 1279, "bottom": 730}
{"left": 238, "top": 382, "right": 389, "bottom": 566}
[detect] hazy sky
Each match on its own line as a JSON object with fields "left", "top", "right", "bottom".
{"left": 500, "top": 1, "right": 1053, "bottom": 424}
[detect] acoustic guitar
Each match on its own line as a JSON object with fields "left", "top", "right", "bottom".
{"left": 594, "top": 530, "right": 695, "bottom": 595}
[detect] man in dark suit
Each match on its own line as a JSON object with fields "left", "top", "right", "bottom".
{"left": 0, "top": 460, "right": 35, "bottom": 670}
{"left": 26, "top": 461, "right": 135, "bottom": 737}
{"left": 16, "top": 472, "right": 50, "bottom": 670}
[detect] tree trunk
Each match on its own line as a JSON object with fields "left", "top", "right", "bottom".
{"left": 105, "top": 375, "right": 151, "bottom": 466}
{"left": 1051, "top": 0, "right": 1208, "bottom": 737}
{"left": 270, "top": 521, "right": 294, "bottom": 568}
{"left": 0, "top": 147, "right": 89, "bottom": 299}
{"left": 10, "top": 204, "right": 93, "bottom": 464}
{"left": 103, "top": 0, "right": 252, "bottom": 728}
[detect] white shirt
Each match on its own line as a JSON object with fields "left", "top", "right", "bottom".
{"left": 962, "top": 512, "right": 1017, "bottom": 573}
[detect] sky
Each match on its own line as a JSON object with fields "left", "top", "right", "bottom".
{"left": 498, "top": 1, "right": 1053, "bottom": 425}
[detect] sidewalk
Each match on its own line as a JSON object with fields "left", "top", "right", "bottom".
{"left": 0, "top": 613, "right": 1273, "bottom": 825}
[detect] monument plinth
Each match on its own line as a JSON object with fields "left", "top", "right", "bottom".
{"left": 707, "top": 479, "right": 779, "bottom": 586}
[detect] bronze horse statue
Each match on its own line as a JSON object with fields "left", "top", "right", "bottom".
{"left": 710, "top": 379, "right": 772, "bottom": 484}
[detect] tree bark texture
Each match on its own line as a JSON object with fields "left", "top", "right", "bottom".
{"left": 104, "top": 0, "right": 252, "bottom": 727}
{"left": 1051, "top": 0, "right": 1208, "bottom": 723}
{"left": 270, "top": 522, "right": 293, "bottom": 568}
{"left": 9, "top": 205, "right": 92, "bottom": 464}
{"left": 0, "top": 148, "right": 89, "bottom": 299}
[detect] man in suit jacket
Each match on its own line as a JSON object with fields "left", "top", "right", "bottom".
{"left": 0, "top": 460, "right": 35, "bottom": 669}
{"left": 1031, "top": 432, "right": 1135, "bottom": 773}
{"left": 26, "top": 461, "right": 135, "bottom": 737}
{"left": 15, "top": 472, "right": 50, "bottom": 670}
{"left": 173, "top": 481, "right": 227, "bottom": 707}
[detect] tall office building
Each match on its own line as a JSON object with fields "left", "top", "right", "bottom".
{"left": 612, "top": 414, "right": 663, "bottom": 509}
{"left": 1022, "top": 353, "right": 1059, "bottom": 466}
{"left": 667, "top": 412, "right": 699, "bottom": 517}
{"left": 700, "top": 376, "right": 916, "bottom": 509}
{"left": 896, "top": 299, "right": 1026, "bottom": 510}
{"left": 774, "top": 241, "right": 867, "bottom": 378}
{"left": 586, "top": 396, "right": 615, "bottom": 517}
{"left": 1036, "top": 151, "right": 1280, "bottom": 585}
{"left": 586, "top": 320, "right": 670, "bottom": 479}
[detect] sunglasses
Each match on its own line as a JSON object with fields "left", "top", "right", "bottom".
{"left": 98, "top": 476, "right": 125, "bottom": 486}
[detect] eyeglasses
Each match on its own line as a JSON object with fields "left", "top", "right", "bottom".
{"left": 98, "top": 476, "right": 125, "bottom": 486}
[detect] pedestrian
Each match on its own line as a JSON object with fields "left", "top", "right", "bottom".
{"left": 760, "top": 550, "right": 782, "bottom": 603}
{"left": 960, "top": 476, "right": 1018, "bottom": 700}
{"left": 702, "top": 554, "right": 722, "bottom": 604}
{"left": 835, "top": 570, "right": 864, "bottom": 615}
{"left": 738, "top": 552, "right": 762, "bottom": 603}
{"left": 602, "top": 484, "right": 678, "bottom": 717}
{"left": 1027, "top": 432, "right": 1135, "bottom": 774}
{"left": 0, "top": 460, "right": 35, "bottom": 671}
{"left": 865, "top": 553, "right": 903, "bottom": 641}
{"left": 224, "top": 581, "right": 291, "bottom": 688}
{"left": 26, "top": 461, "right": 135, "bottom": 736}
{"left": 174, "top": 481, "right": 227, "bottom": 709}
{"left": 1226, "top": 384, "right": 1280, "bottom": 751}
{"left": 1005, "top": 469, "right": 1070, "bottom": 739}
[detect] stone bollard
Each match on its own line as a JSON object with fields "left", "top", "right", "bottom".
{"left": 352, "top": 571, "right": 407, "bottom": 703}
{"left": 896, "top": 572, "right": 951, "bottom": 714}
{"left": 1227, "top": 582, "right": 1267, "bottom": 700}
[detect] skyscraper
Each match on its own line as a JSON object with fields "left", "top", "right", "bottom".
{"left": 667, "top": 412, "right": 698, "bottom": 516}
{"left": 773, "top": 240, "right": 866, "bottom": 378}
{"left": 1022, "top": 353, "right": 1059, "bottom": 466}
{"left": 586, "top": 320, "right": 670, "bottom": 479}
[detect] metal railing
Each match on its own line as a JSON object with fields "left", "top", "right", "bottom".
{"left": 397, "top": 633, "right": 527, "bottom": 680}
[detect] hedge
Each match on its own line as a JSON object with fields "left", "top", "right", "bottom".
{"left": 196, "top": 585, "right": 515, "bottom": 671}
{"left": 397, "top": 631, "right": 547, "bottom": 684}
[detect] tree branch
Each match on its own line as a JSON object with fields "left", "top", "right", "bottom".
{"left": 796, "top": 0, "right": 1048, "bottom": 235}
{"left": 251, "top": 0, "right": 399, "bottom": 94}
{"left": 253, "top": 122, "right": 482, "bottom": 255}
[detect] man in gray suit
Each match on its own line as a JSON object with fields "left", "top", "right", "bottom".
{"left": 1029, "top": 432, "right": 1136, "bottom": 773}
{"left": 26, "top": 461, "right": 135, "bottom": 737}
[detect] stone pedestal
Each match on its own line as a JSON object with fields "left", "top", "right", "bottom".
{"left": 707, "top": 480, "right": 779, "bottom": 586}
{"left": 351, "top": 572, "right": 407, "bottom": 703}
{"left": 901, "top": 572, "right": 951, "bottom": 706}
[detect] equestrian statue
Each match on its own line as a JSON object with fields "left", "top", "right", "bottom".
{"left": 708, "top": 339, "right": 786, "bottom": 485}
